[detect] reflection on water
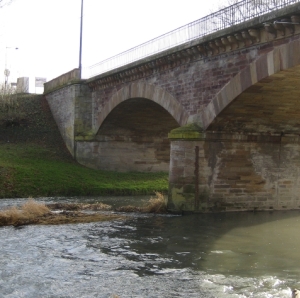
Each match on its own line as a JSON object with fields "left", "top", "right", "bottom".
{"left": 205, "top": 215, "right": 300, "bottom": 278}
{"left": 1, "top": 197, "right": 300, "bottom": 297}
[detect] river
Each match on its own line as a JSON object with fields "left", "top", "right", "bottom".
{"left": 0, "top": 196, "right": 300, "bottom": 297}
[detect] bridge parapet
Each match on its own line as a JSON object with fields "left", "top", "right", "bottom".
{"left": 44, "top": 68, "right": 81, "bottom": 94}
{"left": 88, "top": 0, "right": 300, "bottom": 79}
{"left": 87, "top": 3, "right": 300, "bottom": 92}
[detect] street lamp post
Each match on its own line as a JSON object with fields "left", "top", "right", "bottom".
{"left": 4, "top": 69, "right": 10, "bottom": 88}
{"left": 79, "top": 0, "right": 83, "bottom": 79}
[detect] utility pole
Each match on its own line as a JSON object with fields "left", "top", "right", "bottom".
{"left": 79, "top": 0, "right": 83, "bottom": 79}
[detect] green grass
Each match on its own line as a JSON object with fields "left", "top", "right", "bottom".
{"left": 0, "top": 143, "right": 168, "bottom": 198}
{"left": 0, "top": 94, "right": 168, "bottom": 198}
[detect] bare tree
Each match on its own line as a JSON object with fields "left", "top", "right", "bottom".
{"left": 0, "top": 0, "right": 14, "bottom": 8}
{"left": 0, "top": 82, "right": 20, "bottom": 125}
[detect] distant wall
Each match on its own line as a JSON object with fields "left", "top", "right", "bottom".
{"left": 16, "top": 77, "right": 29, "bottom": 93}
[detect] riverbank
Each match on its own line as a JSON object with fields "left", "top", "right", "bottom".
{"left": 0, "top": 94, "right": 168, "bottom": 198}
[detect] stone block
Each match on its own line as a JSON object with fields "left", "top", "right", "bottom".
{"left": 256, "top": 55, "right": 269, "bottom": 81}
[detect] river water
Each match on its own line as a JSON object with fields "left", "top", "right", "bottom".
{"left": 1, "top": 197, "right": 300, "bottom": 297}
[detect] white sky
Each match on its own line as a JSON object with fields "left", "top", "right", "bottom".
{"left": 0, "top": 0, "right": 226, "bottom": 83}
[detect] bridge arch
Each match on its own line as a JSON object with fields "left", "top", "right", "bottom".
{"left": 201, "top": 39, "right": 300, "bottom": 131}
{"left": 95, "top": 82, "right": 189, "bottom": 134}
{"left": 92, "top": 82, "right": 189, "bottom": 172}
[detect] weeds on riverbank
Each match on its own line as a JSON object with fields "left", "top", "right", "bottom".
{"left": 0, "top": 199, "right": 122, "bottom": 226}
{"left": 144, "top": 192, "right": 167, "bottom": 213}
{"left": 0, "top": 199, "right": 50, "bottom": 226}
{"left": 47, "top": 202, "right": 113, "bottom": 211}
{"left": 116, "top": 192, "right": 167, "bottom": 213}
{"left": 0, "top": 193, "right": 168, "bottom": 227}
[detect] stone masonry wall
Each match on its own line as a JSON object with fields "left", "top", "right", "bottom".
{"left": 76, "top": 137, "right": 170, "bottom": 172}
{"left": 91, "top": 35, "right": 300, "bottom": 130}
{"left": 74, "top": 85, "right": 93, "bottom": 139}
{"left": 46, "top": 85, "right": 78, "bottom": 156}
{"left": 168, "top": 134, "right": 300, "bottom": 212}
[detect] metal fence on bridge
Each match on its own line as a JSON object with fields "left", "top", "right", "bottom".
{"left": 89, "top": 0, "right": 299, "bottom": 78}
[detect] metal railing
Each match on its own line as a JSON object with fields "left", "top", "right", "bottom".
{"left": 88, "top": 0, "right": 299, "bottom": 78}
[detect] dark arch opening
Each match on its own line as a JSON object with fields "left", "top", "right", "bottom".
{"left": 95, "top": 98, "right": 180, "bottom": 172}
{"left": 207, "top": 64, "right": 300, "bottom": 135}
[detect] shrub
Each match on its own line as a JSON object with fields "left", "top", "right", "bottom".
{"left": 0, "top": 82, "right": 22, "bottom": 125}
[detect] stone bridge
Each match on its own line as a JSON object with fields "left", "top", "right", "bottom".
{"left": 44, "top": 2, "right": 300, "bottom": 212}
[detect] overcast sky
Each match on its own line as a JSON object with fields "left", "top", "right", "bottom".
{"left": 0, "top": 0, "right": 226, "bottom": 83}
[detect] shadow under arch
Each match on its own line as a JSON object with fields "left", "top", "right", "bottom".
{"left": 95, "top": 82, "right": 189, "bottom": 135}
{"left": 200, "top": 38, "right": 300, "bottom": 131}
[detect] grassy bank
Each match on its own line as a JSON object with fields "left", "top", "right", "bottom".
{"left": 0, "top": 143, "right": 168, "bottom": 198}
{"left": 0, "top": 94, "right": 168, "bottom": 198}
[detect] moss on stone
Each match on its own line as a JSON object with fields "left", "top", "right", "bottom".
{"left": 168, "top": 123, "right": 205, "bottom": 140}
